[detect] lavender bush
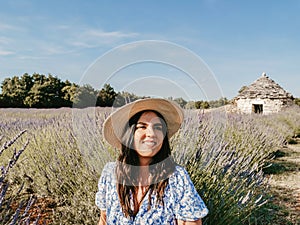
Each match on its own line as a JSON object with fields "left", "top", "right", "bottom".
{"left": 0, "top": 105, "right": 299, "bottom": 224}
{"left": 0, "top": 130, "right": 41, "bottom": 225}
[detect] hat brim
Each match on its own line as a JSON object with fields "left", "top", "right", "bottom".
{"left": 103, "top": 98, "right": 184, "bottom": 150}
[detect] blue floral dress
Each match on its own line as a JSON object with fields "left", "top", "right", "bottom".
{"left": 95, "top": 162, "right": 208, "bottom": 224}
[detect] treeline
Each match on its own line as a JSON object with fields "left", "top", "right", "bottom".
{"left": 0, "top": 73, "right": 117, "bottom": 108}
{"left": 0, "top": 73, "right": 230, "bottom": 108}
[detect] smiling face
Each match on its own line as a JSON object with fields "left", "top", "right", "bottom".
{"left": 133, "top": 111, "right": 166, "bottom": 165}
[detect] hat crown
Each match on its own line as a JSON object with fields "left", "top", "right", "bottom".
{"left": 103, "top": 98, "right": 184, "bottom": 149}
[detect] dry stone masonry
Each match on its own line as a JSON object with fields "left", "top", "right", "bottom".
{"left": 234, "top": 73, "right": 294, "bottom": 115}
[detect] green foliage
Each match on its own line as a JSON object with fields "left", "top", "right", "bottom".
{"left": 173, "top": 97, "right": 187, "bottom": 108}
{"left": 0, "top": 73, "right": 75, "bottom": 108}
{"left": 248, "top": 197, "right": 296, "bottom": 225}
{"left": 0, "top": 75, "right": 33, "bottom": 107}
{"left": 0, "top": 74, "right": 121, "bottom": 108}
{"left": 294, "top": 98, "right": 300, "bottom": 106}
{"left": 0, "top": 95, "right": 10, "bottom": 107}
{"left": 287, "top": 138, "right": 297, "bottom": 144}
{"left": 0, "top": 108, "right": 110, "bottom": 224}
{"left": 1, "top": 103, "right": 299, "bottom": 224}
{"left": 113, "top": 91, "right": 143, "bottom": 107}
{"left": 195, "top": 100, "right": 210, "bottom": 109}
{"left": 179, "top": 98, "right": 230, "bottom": 109}
{"left": 96, "top": 83, "right": 117, "bottom": 107}
{"left": 208, "top": 97, "right": 229, "bottom": 108}
{"left": 171, "top": 107, "right": 300, "bottom": 225}
{"left": 72, "top": 84, "right": 97, "bottom": 108}
{"left": 0, "top": 73, "right": 234, "bottom": 109}
{"left": 263, "top": 147, "right": 299, "bottom": 175}
{"left": 61, "top": 81, "right": 79, "bottom": 107}
{"left": 263, "top": 162, "right": 287, "bottom": 174}
{"left": 171, "top": 97, "right": 229, "bottom": 109}
{"left": 173, "top": 113, "right": 269, "bottom": 224}
{"left": 23, "top": 74, "right": 68, "bottom": 108}
{"left": 0, "top": 130, "right": 43, "bottom": 224}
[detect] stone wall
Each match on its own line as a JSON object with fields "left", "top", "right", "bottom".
{"left": 235, "top": 98, "right": 292, "bottom": 115}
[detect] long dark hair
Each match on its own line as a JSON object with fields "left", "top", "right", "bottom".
{"left": 116, "top": 110, "right": 176, "bottom": 218}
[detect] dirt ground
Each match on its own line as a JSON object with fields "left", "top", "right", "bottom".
{"left": 268, "top": 139, "right": 300, "bottom": 223}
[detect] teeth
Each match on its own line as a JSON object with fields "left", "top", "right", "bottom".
{"left": 143, "top": 141, "right": 156, "bottom": 147}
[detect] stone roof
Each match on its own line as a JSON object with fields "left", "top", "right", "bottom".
{"left": 235, "top": 73, "right": 294, "bottom": 100}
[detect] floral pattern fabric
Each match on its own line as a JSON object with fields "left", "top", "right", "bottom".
{"left": 95, "top": 162, "right": 208, "bottom": 224}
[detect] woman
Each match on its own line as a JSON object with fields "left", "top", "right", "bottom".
{"left": 96, "top": 98, "right": 208, "bottom": 224}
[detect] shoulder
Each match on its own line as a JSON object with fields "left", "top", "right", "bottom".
{"left": 174, "top": 165, "right": 189, "bottom": 174}
{"left": 168, "top": 165, "right": 209, "bottom": 220}
{"left": 173, "top": 165, "right": 190, "bottom": 179}
{"left": 169, "top": 165, "right": 192, "bottom": 186}
{"left": 99, "top": 162, "right": 116, "bottom": 180}
{"left": 102, "top": 161, "right": 116, "bottom": 172}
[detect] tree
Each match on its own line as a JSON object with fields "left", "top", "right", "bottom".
{"left": 195, "top": 100, "right": 210, "bottom": 109}
{"left": 201, "top": 101, "right": 210, "bottom": 109}
{"left": 23, "top": 74, "right": 68, "bottom": 108}
{"left": 0, "top": 95, "right": 10, "bottom": 107}
{"left": 173, "top": 97, "right": 187, "bottom": 108}
{"left": 23, "top": 83, "right": 43, "bottom": 107}
{"left": 295, "top": 98, "right": 300, "bottom": 107}
{"left": 113, "top": 91, "right": 141, "bottom": 107}
{"left": 61, "top": 81, "right": 79, "bottom": 107}
{"left": 0, "top": 73, "right": 101, "bottom": 108}
{"left": 208, "top": 97, "right": 229, "bottom": 108}
{"left": 96, "top": 84, "right": 117, "bottom": 107}
{"left": 185, "top": 101, "right": 197, "bottom": 109}
{"left": 0, "top": 75, "right": 33, "bottom": 107}
{"left": 73, "top": 84, "right": 97, "bottom": 108}
{"left": 20, "top": 73, "right": 34, "bottom": 94}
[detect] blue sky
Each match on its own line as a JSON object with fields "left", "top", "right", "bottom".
{"left": 0, "top": 0, "right": 299, "bottom": 100}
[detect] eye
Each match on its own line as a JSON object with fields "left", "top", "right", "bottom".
{"left": 154, "top": 125, "right": 163, "bottom": 131}
{"left": 136, "top": 124, "right": 146, "bottom": 130}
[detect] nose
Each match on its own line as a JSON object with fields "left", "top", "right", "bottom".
{"left": 146, "top": 126, "right": 155, "bottom": 137}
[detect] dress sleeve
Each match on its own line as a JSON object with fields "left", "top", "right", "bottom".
{"left": 95, "top": 163, "right": 111, "bottom": 210}
{"left": 172, "top": 166, "right": 208, "bottom": 221}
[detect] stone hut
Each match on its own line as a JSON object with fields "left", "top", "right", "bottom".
{"left": 234, "top": 73, "right": 294, "bottom": 114}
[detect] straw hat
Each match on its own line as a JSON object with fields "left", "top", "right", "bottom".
{"left": 103, "top": 98, "right": 184, "bottom": 149}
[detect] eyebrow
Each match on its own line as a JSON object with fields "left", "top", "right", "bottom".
{"left": 137, "top": 121, "right": 162, "bottom": 126}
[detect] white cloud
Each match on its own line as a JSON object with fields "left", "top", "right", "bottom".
{"left": 0, "top": 37, "right": 12, "bottom": 45}
{"left": 47, "top": 24, "right": 140, "bottom": 51}
{"left": 70, "top": 28, "right": 139, "bottom": 48}
{"left": 69, "top": 41, "right": 95, "bottom": 48}
{"left": 0, "top": 50, "right": 14, "bottom": 56}
{"left": 85, "top": 29, "right": 138, "bottom": 39}
{"left": 0, "top": 22, "right": 17, "bottom": 31}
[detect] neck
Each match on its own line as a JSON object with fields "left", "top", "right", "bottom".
{"left": 138, "top": 156, "right": 152, "bottom": 166}
{"left": 138, "top": 165, "right": 150, "bottom": 186}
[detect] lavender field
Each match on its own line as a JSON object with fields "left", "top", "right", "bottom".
{"left": 1, "top": 105, "right": 300, "bottom": 225}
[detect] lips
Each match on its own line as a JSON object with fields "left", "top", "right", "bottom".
{"left": 142, "top": 140, "right": 157, "bottom": 147}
